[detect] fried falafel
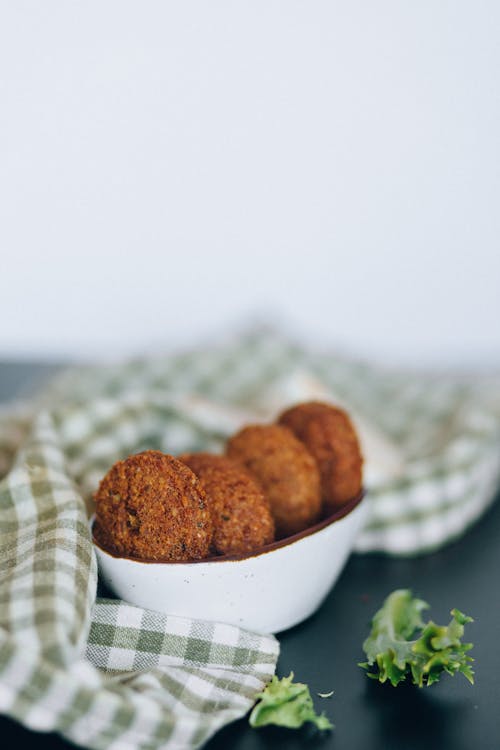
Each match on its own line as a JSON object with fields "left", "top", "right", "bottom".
{"left": 226, "top": 424, "right": 321, "bottom": 538}
{"left": 93, "top": 450, "right": 213, "bottom": 561}
{"left": 179, "top": 453, "right": 275, "bottom": 555}
{"left": 278, "top": 401, "right": 362, "bottom": 513}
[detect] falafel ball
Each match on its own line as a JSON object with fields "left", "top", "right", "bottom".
{"left": 93, "top": 450, "right": 213, "bottom": 561}
{"left": 179, "top": 453, "right": 275, "bottom": 555}
{"left": 278, "top": 401, "right": 362, "bottom": 513}
{"left": 226, "top": 424, "right": 321, "bottom": 538}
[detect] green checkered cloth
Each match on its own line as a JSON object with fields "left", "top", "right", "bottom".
{"left": 0, "top": 408, "right": 279, "bottom": 749}
{"left": 1, "top": 329, "right": 500, "bottom": 749}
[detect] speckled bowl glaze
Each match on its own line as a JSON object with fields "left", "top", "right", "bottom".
{"left": 91, "top": 491, "right": 367, "bottom": 634}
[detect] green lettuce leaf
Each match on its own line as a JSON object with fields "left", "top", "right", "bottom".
{"left": 360, "top": 589, "right": 474, "bottom": 687}
{"left": 249, "top": 672, "right": 333, "bottom": 731}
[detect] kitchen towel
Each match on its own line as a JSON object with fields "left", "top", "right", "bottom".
{"left": 1, "top": 328, "right": 499, "bottom": 749}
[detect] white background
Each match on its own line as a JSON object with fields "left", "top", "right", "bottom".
{"left": 0, "top": 2, "right": 499, "bottom": 368}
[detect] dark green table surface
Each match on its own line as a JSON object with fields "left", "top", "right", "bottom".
{"left": 1, "top": 362, "right": 499, "bottom": 750}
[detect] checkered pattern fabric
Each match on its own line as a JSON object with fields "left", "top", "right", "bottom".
{"left": 0, "top": 405, "right": 278, "bottom": 750}
{"left": 1, "top": 328, "right": 499, "bottom": 749}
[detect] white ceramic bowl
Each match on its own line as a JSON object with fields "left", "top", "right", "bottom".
{"left": 92, "top": 492, "right": 367, "bottom": 634}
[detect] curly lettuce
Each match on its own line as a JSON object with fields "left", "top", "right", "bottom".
{"left": 249, "top": 673, "right": 333, "bottom": 731}
{"left": 360, "top": 589, "right": 474, "bottom": 687}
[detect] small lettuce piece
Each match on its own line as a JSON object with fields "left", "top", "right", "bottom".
{"left": 249, "top": 673, "right": 333, "bottom": 731}
{"left": 360, "top": 589, "right": 474, "bottom": 687}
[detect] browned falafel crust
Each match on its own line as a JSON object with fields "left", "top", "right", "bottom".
{"left": 278, "top": 401, "right": 362, "bottom": 513}
{"left": 93, "top": 450, "right": 213, "bottom": 561}
{"left": 179, "top": 453, "right": 275, "bottom": 555}
{"left": 226, "top": 424, "right": 321, "bottom": 539}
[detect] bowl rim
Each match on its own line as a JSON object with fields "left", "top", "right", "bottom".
{"left": 91, "top": 489, "right": 365, "bottom": 566}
